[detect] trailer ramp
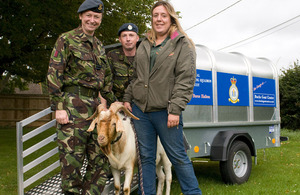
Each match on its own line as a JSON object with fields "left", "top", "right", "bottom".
{"left": 17, "top": 107, "right": 138, "bottom": 195}
{"left": 25, "top": 170, "right": 139, "bottom": 194}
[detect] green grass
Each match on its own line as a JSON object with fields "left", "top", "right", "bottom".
{"left": 0, "top": 127, "right": 60, "bottom": 194}
{"left": 187, "top": 129, "right": 300, "bottom": 194}
{"left": 0, "top": 128, "right": 299, "bottom": 194}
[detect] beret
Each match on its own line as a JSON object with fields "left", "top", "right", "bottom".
{"left": 77, "top": 0, "right": 104, "bottom": 13}
{"left": 118, "top": 23, "right": 139, "bottom": 36}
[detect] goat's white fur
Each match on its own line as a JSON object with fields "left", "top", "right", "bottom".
{"left": 87, "top": 103, "right": 172, "bottom": 195}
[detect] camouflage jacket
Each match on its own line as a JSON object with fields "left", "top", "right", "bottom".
{"left": 47, "top": 26, "right": 117, "bottom": 110}
{"left": 107, "top": 47, "right": 134, "bottom": 102}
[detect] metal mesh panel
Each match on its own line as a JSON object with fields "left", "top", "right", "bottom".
{"left": 26, "top": 173, "right": 139, "bottom": 195}
{"left": 183, "top": 105, "right": 213, "bottom": 123}
{"left": 218, "top": 106, "right": 248, "bottom": 122}
{"left": 25, "top": 174, "right": 63, "bottom": 195}
{"left": 25, "top": 159, "right": 139, "bottom": 195}
{"left": 254, "top": 107, "right": 275, "bottom": 121}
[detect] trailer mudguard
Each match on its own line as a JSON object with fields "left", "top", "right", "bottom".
{"left": 210, "top": 131, "right": 255, "bottom": 161}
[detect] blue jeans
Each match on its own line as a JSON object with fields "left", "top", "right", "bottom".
{"left": 132, "top": 104, "right": 202, "bottom": 195}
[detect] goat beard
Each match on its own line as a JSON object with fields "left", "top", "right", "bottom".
{"left": 100, "top": 145, "right": 120, "bottom": 165}
{"left": 100, "top": 145, "right": 110, "bottom": 156}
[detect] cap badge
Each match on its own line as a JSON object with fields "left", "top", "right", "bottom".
{"left": 128, "top": 25, "right": 133, "bottom": 30}
{"left": 98, "top": 4, "right": 103, "bottom": 11}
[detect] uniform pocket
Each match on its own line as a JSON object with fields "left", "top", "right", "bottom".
{"left": 57, "top": 123, "right": 89, "bottom": 156}
{"left": 57, "top": 123, "right": 76, "bottom": 153}
{"left": 96, "top": 55, "right": 107, "bottom": 70}
{"left": 114, "top": 70, "right": 130, "bottom": 91}
{"left": 72, "top": 49, "right": 93, "bottom": 61}
{"left": 71, "top": 48, "right": 97, "bottom": 82}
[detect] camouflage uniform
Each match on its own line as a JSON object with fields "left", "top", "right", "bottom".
{"left": 107, "top": 47, "right": 134, "bottom": 102}
{"left": 47, "top": 26, "right": 116, "bottom": 194}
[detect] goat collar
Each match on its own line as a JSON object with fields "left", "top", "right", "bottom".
{"left": 111, "top": 132, "right": 123, "bottom": 144}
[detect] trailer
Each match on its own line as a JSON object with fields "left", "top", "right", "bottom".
{"left": 183, "top": 44, "right": 280, "bottom": 184}
{"left": 16, "top": 44, "right": 280, "bottom": 194}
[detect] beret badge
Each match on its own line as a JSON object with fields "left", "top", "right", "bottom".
{"left": 98, "top": 4, "right": 103, "bottom": 11}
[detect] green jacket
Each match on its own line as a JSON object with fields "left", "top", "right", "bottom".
{"left": 123, "top": 31, "right": 196, "bottom": 115}
{"left": 47, "top": 26, "right": 116, "bottom": 110}
{"left": 107, "top": 47, "right": 134, "bottom": 102}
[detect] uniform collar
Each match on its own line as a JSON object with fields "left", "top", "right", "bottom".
{"left": 74, "top": 26, "right": 95, "bottom": 43}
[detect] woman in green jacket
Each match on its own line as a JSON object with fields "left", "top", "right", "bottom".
{"left": 123, "top": 1, "right": 202, "bottom": 194}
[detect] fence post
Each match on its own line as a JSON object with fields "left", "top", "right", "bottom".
{"left": 16, "top": 121, "right": 24, "bottom": 195}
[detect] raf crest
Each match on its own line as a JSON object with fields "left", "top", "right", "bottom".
{"left": 228, "top": 77, "right": 239, "bottom": 103}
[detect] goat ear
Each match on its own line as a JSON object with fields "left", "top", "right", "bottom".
{"left": 116, "top": 122, "right": 124, "bottom": 132}
{"left": 115, "top": 115, "right": 125, "bottom": 132}
{"left": 87, "top": 118, "right": 98, "bottom": 132}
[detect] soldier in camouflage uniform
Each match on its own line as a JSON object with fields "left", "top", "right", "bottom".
{"left": 106, "top": 23, "right": 139, "bottom": 102}
{"left": 47, "top": 0, "right": 117, "bottom": 194}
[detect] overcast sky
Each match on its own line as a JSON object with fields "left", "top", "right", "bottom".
{"left": 170, "top": 0, "right": 300, "bottom": 73}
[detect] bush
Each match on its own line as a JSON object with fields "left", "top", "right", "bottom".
{"left": 279, "top": 60, "right": 300, "bottom": 130}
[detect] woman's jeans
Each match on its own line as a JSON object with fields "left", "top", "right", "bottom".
{"left": 132, "top": 104, "right": 202, "bottom": 195}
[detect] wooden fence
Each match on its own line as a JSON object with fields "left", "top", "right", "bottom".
{"left": 0, "top": 94, "right": 53, "bottom": 127}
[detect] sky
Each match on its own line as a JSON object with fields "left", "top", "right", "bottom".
{"left": 170, "top": 0, "right": 300, "bottom": 74}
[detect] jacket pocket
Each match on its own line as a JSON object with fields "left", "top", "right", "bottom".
{"left": 71, "top": 49, "right": 97, "bottom": 82}
{"left": 132, "top": 80, "right": 146, "bottom": 104}
{"left": 72, "top": 48, "right": 94, "bottom": 61}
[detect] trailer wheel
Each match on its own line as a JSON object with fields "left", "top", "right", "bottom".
{"left": 219, "top": 141, "right": 252, "bottom": 184}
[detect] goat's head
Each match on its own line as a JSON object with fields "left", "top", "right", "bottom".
{"left": 86, "top": 102, "right": 139, "bottom": 149}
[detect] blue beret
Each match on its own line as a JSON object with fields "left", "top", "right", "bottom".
{"left": 118, "top": 23, "right": 139, "bottom": 36}
{"left": 77, "top": 0, "right": 104, "bottom": 13}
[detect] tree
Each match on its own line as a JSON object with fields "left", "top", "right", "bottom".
{"left": 0, "top": 0, "right": 154, "bottom": 94}
{"left": 279, "top": 60, "right": 300, "bottom": 130}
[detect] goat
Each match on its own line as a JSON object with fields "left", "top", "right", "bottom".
{"left": 87, "top": 102, "right": 172, "bottom": 195}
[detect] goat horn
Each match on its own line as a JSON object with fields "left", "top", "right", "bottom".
{"left": 110, "top": 102, "right": 139, "bottom": 120}
{"left": 86, "top": 104, "right": 106, "bottom": 120}
{"left": 120, "top": 106, "right": 139, "bottom": 120}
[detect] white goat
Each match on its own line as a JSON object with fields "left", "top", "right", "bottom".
{"left": 87, "top": 103, "right": 172, "bottom": 195}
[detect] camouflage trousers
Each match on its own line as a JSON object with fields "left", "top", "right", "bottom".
{"left": 56, "top": 92, "right": 109, "bottom": 194}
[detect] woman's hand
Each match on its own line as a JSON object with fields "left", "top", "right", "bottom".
{"left": 167, "top": 114, "right": 179, "bottom": 128}
{"left": 124, "top": 102, "right": 132, "bottom": 112}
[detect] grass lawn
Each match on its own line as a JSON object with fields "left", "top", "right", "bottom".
{"left": 0, "top": 128, "right": 299, "bottom": 194}
{"left": 190, "top": 129, "right": 300, "bottom": 194}
{"left": 0, "top": 127, "right": 59, "bottom": 194}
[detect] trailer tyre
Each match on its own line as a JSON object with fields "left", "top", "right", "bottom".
{"left": 220, "top": 141, "right": 252, "bottom": 184}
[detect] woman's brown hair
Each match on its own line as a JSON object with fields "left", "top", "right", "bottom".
{"left": 147, "top": 0, "right": 194, "bottom": 46}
